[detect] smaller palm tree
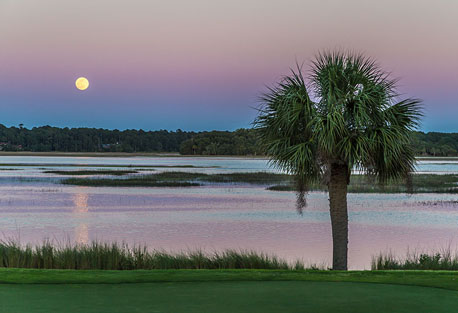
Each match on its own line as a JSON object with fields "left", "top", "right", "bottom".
{"left": 255, "top": 51, "right": 422, "bottom": 270}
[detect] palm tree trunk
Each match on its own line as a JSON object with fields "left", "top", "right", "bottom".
{"left": 328, "top": 163, "right": 349, "bottom": 270}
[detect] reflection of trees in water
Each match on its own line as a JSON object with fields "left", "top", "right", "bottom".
{"left": 72, "top": 187, "right": 89, "bottom": 244}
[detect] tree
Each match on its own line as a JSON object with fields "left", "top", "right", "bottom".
{"left": 255, "top": 51, "right": 422, "bottom": 270}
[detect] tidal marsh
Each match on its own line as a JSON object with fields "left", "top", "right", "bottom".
{"left": 61, "top": 171, "right": 458, "bottom": 193}
{"left": 1, "top": 156, "right": 457, "bottom": 269}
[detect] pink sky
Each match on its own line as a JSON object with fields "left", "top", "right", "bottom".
{"left": 1, "top": 0, "right": 457, "bottom": 131}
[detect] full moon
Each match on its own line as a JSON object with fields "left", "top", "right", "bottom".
{"left": 75, "top": 77, "right": 89, "bottom": 91}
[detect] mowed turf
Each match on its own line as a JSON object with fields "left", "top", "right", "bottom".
{"left": 0, "top": 269, "right": 457, "bottom": 312}
{"left": 0, "top": 281, "right": 457, "bottom": 313}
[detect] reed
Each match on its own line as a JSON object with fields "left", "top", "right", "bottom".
{"left": 0, "top": 240, "right": 301, "bottom": 270}
{"left": 372, "top": 248, "right": 458, "bottom": 270}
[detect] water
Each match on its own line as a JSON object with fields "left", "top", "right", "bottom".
{"left": 1, "top": 156, "right": 458, "bottom": 174}
{"left": 0, "top": 156, "right": 457, "bottom": 269}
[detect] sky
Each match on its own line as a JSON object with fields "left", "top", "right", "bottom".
{"left": 1, "top": 0, "right": 457, "bottom": 132}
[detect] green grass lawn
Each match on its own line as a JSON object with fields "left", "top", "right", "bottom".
{"left": 0, "top": 269, "right": 457, "bottom": 312}
{"left": 1, "top": 281, "right": 457, "bottom": 313}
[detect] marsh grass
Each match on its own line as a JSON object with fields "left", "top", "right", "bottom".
{"left": 348, "top": 174, "right": 458, "bottom": 193}
{"left": 62, "top": 178, "right": 200, "bottom": 187}
{"left": 0, "top": 240, "right": 299, "bottom": 270}
{"left": 372, "top": 248, "right": 458, "bottom": 270}
{"left": 137, "top": 172, "right": 291, "bottom": 184}
{"left": 62, "top": 171, "right": 458, "bottom": 193}
{"left": 61, "top": 171, "right": 290, "bottom": 187}
{"left": 44, "top": 170, "right": 138, "bottom": 176}
{"left": 268, "top": 174, "right": 458, "bottom": 193}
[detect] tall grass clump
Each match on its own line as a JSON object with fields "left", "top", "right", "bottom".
{"left": 0, "top": 240, "right": 301, "bottom": 270}
{"left": 372, "top": 248, "right": 458, "bottom": 270}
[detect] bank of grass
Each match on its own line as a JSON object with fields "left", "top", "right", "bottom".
{"left": 62, "top": 178, "right": 200, "bottom": 187}
{"left": 61, "top": 171, "right": 458, "bottom": 193}
{"left": 146, "top": 171, "right": 292, "bottom": 184}
{"left": 3, "top": 240, "right": 458, "bottom": 272}
{"left": 203, "top": 172, "right": 292, "bottom": 184}
{"left": 61, "top": 171, "right": 292, "bottom": 187}
{"left": 348, "top": 174, "right": 458, "bottom": 193}
{"left": 372, "top": 249, "right": 458, "bottom": 270}
{"left": 268, "top": 173, "right": 458, "bottom": 193}
{"left": 0, "top": 241, "right": 298, "bottom": 270}
{"left": 44, "top": 169, "right": 139, "bottom": 176}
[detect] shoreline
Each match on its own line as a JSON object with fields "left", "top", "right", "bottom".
{"left": 0, "top": 151, "right": 181, "bottom": 157}
{"left": 0, "top": 151, "right": 456, "bottom": 160}
{"left": 0, "top": 151, "right": 268, "bottom": 159}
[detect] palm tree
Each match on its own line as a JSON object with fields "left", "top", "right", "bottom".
{"left": 255, "top": 51, "right": 422, "bottom": 270}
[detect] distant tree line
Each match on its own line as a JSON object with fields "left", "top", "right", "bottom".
{"left": 178, "top": 129, "right": 263, "bottom": 155}
{"left": 0, "top": 124, "right": 193, "bottom": 152}
{"left": 0, "top": 124, "right": 456, "bottom": 156}
{"left": 412, "top": 132, "right": 458, "bottom": 156}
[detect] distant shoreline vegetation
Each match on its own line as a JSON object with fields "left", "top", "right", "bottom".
{"left": 0, "top": 124, "right": 457, "bottom": 156}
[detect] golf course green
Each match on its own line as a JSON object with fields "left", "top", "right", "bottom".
{"left": 1, "top": 281, "right": 457, "bottom": 313}
{"left": 0, "top": 269, "right": 457, "bottom": 312}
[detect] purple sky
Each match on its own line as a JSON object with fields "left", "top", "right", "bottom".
{"left": 1, "top": 0, "right": 457, "bottom": 132}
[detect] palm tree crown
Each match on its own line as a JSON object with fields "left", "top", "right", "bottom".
{"left": 255, "top": 51, "right": 422, "bottom": 270}
{"left": 256, "top": 51, "right": 422, "bottom": 204}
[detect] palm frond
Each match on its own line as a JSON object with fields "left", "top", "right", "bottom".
{"left": 255, "top": 50, "right": 423, "bottom": 208}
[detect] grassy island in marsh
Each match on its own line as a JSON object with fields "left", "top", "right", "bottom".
{"left": 60, "top": 171, "right": 458, "bottom": 193}
{"left": 44, "top": 170, "right": 139, "bottom": 176}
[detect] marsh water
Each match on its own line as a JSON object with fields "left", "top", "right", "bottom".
{"left": 0, "top": 156, "right": 457, "bottom": 269}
